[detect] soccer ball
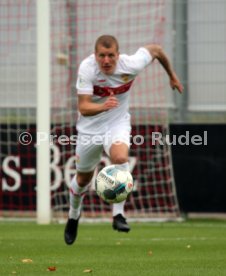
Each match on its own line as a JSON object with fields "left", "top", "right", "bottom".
{"left": 95, "top": 165, "right": 133, "bottom": 204}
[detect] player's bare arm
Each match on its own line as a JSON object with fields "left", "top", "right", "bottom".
{"left": 145, "top": 44, "right": 184, "bottom": 93}
{"left": 78, "top": 94, "right": 119, "bottom": 116}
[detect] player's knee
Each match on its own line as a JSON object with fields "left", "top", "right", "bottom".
{"left": 76, "top": 171, "right": 94, "bottom": 187}
{"left": 111, "top": 155, "right": 128, "bottom": 164}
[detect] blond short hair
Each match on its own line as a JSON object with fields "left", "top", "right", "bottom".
{"left": 95, "top": 35, "right": 119, "bottom": 52}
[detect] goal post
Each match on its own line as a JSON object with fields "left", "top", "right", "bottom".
{"left": 36, "top": 0, "right": 51, "bottom": 224}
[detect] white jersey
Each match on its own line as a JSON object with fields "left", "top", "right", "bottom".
{"left": 76, "top": 47, "right": 152, "bottom": 134}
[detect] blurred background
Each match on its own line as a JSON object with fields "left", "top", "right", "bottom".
{"left": 0, "top": 0, "right": 226, "bottom": 221}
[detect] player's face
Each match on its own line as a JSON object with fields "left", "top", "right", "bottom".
{"left": 95, "top": 44, "right": 119, "bottom": 75}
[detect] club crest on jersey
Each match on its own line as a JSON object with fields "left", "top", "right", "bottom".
{"left": 121, "top": 74, "right": 130, "bottom": 82}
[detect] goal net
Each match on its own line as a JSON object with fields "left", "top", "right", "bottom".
{"left": 50, "top": 0, "right": 180, "bottom": 221}
{"left": 0, "top": 0, "right": 180, "bottom": 221}
{"left": 0, "top": 0, "right": 37, "bottom": 219}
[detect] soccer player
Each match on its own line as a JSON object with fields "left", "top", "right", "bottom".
{"left": 64, "top": 35, "right": 183, "bottom": 245}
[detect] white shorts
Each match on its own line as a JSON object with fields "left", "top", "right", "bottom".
{"left": 75, "top": 119, "right": 131, "bottom": 172}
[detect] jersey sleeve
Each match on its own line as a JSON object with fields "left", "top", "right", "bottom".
{"left": 76, "top": 60, "right": 93, "bottom": 95}
{"left": 121, "top": 47, "right": 153, "bottom": 75}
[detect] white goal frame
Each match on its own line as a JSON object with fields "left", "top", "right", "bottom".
{"left": 36, "top": 0, "right": 51, "bottom": 224}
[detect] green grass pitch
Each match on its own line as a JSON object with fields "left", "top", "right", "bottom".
{"left": 0, "top": 219, "right": 226, "bottom": 275}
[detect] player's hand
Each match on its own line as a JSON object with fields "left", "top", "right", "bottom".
{"left": 103, "top": 91, "right": 119, "bottom": 111}
{"left": 170, "top": 73, "right": 184, "bottom": 94}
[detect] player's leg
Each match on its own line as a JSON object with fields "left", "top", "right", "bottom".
{"left": 68, "top": 171, "right": 94, "bottom": 220}
{"left": 64, "top": 135, "right": 103, "bottom": 245}
{"left": 64, "top": 170, "right": 94, "bottom": 245}
{"left": 110, "top": 143, "right": 131, "bottom": 232}
{"left": 110, "top": 143, "right": 129, "bottom": 218}
{"left": 104, "top": 120, "right": 131, "bottom": 232}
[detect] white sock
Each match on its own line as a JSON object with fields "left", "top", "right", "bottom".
{"left": 69, "top": 176, "right": 87, "bottom": 220}
{"left": 112, "top": 200, "right": 126, "bottom": 217}
{"left": 112, "top": 162, "right": 130, "bottom": 217}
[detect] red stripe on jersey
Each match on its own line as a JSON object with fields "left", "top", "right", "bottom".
{"left": 93, "top": 80, "right": 134, "bottom": 97}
